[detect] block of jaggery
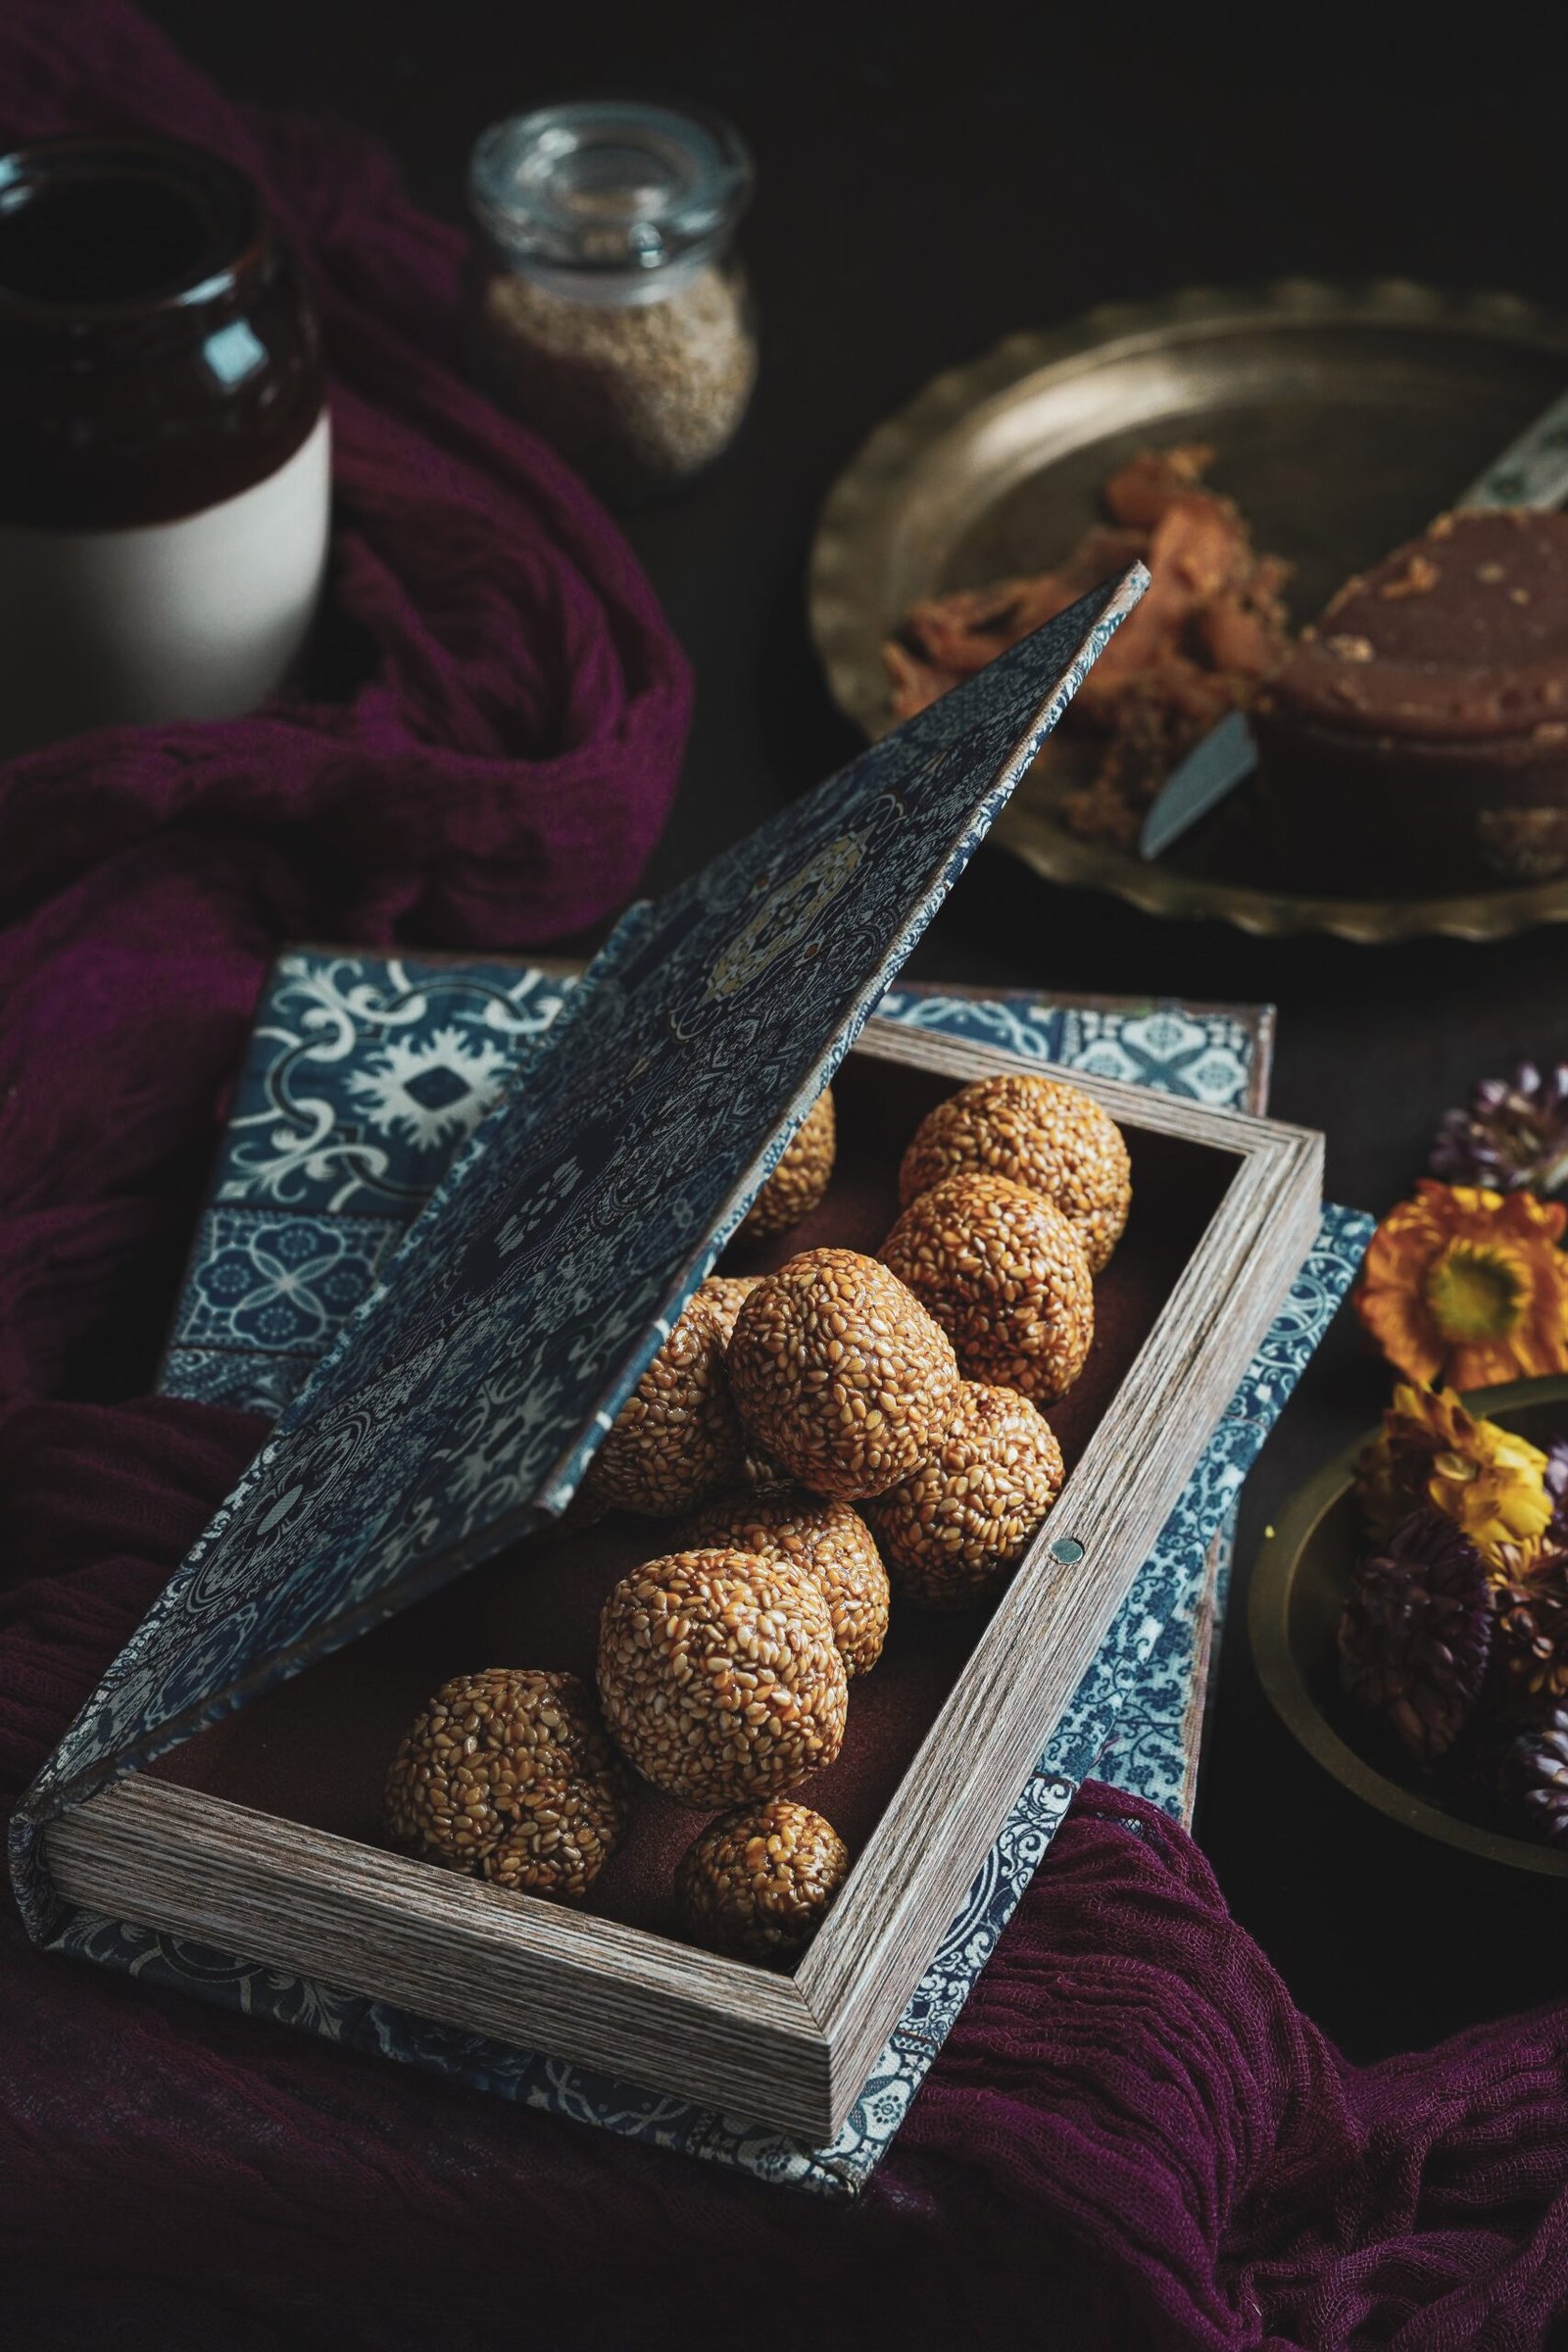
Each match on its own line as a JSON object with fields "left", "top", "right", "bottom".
{"left": 1253, "top": 509, "right": 1568, "bottom": 894}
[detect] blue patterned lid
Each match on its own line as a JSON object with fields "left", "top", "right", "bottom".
{"left": 22, "top": 568, "right": 1146, "bottom": 1819}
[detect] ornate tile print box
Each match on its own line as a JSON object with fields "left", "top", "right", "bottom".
{"left": 11, "top": 571, "right": 1325, "bottom": 2146}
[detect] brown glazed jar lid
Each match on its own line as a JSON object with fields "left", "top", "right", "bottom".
{"left": 0, "top": 133, "right": 323, "bottom": 528}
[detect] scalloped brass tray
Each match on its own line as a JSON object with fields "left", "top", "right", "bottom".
{"left": 810, "top": 281, "right": 1568, "bottom": 944}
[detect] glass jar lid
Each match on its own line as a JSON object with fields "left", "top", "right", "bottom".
{"left": 468, "top": 100, "right": 754, "bottom": 305}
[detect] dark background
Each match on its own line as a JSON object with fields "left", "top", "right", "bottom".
{"left": 141, "top": 0, "right": 1568, "bottom": 2056}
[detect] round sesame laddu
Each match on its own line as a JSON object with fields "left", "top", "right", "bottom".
{"left": 675, "top": 1797, "right": 849, "bottom": 1961}
{"left": 580, "top": 1287, "right": 744, "bottom": 1518}
{"left": 597, "top": 1547, "right": 848, "bottom": 1806}
{"left": 385, "top": 1668, "right": 628, "bottom": 1898}
{"left": 680, "top": 1486, "right": 889, "bottom": 1677}
{"left": 725, "top": 1248, "right": 959, "bottom": 1501}
{"left": 865, "top": 1382, "right": 1064, "bottom": 1609}
{"left": 882, "top": 1172, "right": 1094, "bottom": 1405}
{"left": 900, "top": 1072, "right": 1131, "bottom": 1273}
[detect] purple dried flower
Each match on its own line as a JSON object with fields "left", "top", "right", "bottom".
{"left": 1500, "top": 1705, "right": 1568, "bottom": 1845}
{"left": 1338, "top": 1508, "right": 1492, "bottom": 1762}
{"left": 1491, "top": 1538, "right": 1568, "bottom": 1719}
{"left": 1546, "top": 1437, "right": 1568, "bottom": 1543}
{"left": 1430, "top": 1061, "right": 1568, "bottom": 1196}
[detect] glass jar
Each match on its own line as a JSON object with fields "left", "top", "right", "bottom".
{"left": 465, "top": 100, "right": 757, "bottom": 502}
{"left": 0, "top": 133, "right": 328, "bottom": 756}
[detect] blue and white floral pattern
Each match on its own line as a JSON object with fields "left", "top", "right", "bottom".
{"left": 220, "top": 955, "right": 573, "bottom": 1215}
{"left": 1094, "top": 1520, "right": 1233, "bottom": 1821}
{"left": 876, "top": 993, "right": 1266, "bottom": 1111}
{"left": 177, "top": 1208, "right": 397, "bottom": 1355}
{"left": 32, "top": 1202, "right": 1367, "bottom": 2202}
{"left": 17, "top": 569, "right": 1147, "bottom": 1831}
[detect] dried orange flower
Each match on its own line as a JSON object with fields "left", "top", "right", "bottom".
{"left": 1356, "top": 1382, "right": 1552, "bottom": 1570}
{"left": 1354, "top": 1180, "right": 1568, "bottom": 1392}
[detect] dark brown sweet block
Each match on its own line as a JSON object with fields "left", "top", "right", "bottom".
{"left": 1254, "top": 509, "right": 1568, "bottom": 893}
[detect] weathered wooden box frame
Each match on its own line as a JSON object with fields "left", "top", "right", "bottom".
{"left": 44, "top": 1018, "right": 1322, "bottom": 2143}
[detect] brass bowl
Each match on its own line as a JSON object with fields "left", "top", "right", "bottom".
{"left": 1250, "top": 1373, "right": 1568, "bottom": 1876}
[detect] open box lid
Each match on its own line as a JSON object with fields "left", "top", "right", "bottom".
{"left": 18, "top": 568, "right": 1146, "bottom": 1832}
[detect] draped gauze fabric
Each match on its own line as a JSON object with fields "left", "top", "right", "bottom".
{"left": 3, "top": 8, "right": 1568, "bottom": 2348}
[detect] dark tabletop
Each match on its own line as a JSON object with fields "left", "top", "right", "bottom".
{"left": 142, "top": 0, "right": 1568, "bottom": 2060}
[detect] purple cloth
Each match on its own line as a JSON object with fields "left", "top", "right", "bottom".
{"left": 0, "top": 0, "right": 691, "bottom": 1407}
{"left": 4, "top": 9, "right": 1568, "bottom": 2348}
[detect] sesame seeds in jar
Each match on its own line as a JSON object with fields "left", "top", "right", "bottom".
{"left": 465, "top": 101, "right": 757, "bottom": 500}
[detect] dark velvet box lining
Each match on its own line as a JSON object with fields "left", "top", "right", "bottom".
{"left": 153, "top": 1055, "right": 1235, "bottom": 1953}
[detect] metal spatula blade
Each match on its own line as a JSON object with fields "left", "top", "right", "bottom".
{"left": 1137, "top": 710, "right": 1258, "bottom": 860}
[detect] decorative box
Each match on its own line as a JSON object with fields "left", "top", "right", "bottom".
{"left": 11, "top": 568, "right": 1328, "bottom": 2148}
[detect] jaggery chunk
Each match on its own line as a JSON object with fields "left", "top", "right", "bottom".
{"left": 883, "top": 444, "right": 1292, "bottom": 844}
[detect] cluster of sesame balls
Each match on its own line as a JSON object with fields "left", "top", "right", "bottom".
{"left": 384, "top": 1073, "right": 1129, "bottom": 1964}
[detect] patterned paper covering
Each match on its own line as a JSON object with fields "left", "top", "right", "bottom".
{"left": 43, "top": 1202, "right": 1368, "bottom": 2198}
{"left": 11, "top": 568, "right": 1146, "bottom": 1842}
{"left": 162, "top": 954, "right": 577, "bottom": 1417}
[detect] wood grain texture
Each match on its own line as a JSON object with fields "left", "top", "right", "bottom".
{"left": 46, "top": 1778, "right": 836, "bottom": 2136}
{"left": 47, "top": 1025, "right": 1321, "bottom": 2142}
{"left": 796, "top": 1025, "right": 1320, "bottom": 2114}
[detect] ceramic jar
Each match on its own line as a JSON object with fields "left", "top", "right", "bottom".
{"left": 0, "top": 133, "right": 329, "bottom": 755}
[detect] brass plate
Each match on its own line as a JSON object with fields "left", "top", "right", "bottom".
{"left": 810, "top": 281, "right": 1568, "bottom": 944}
{"left": 1250, "top": 1374, "right": 1568, "bottom": 1877}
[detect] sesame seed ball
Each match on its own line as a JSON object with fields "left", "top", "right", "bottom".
{"left": 726, "top": 1249, "right": 960, "bottom": 1501}
{"left": 882, "top": 1173, "right": 1094, "bottom": 1406}
{"left": 598, "top": 1548, "right": 849, "bottom": 1806}
{"left": 865, "top": 1383, "right": 1065, "bottom": 1610}
{"left": 698, "top": 1274, "right": 760, "bottom": 1348}
{"left": 739, "top": 1091, "right": 836, "bottom": 1242}
{"left": 680, "top": 1488, "right": 890, "bottom": 1677}
{"left": 384, "top": 1669, "right": 628, "bottom": 1898}
{"left": 580, "top": 1289, "right": 743, "bottom": 1518}
{"left": 675, "top": 1798, "right": 850, "bottom": 1961}
{"left": 696, "top": 1280, "right": 784, "bottom": 1484}
{"left": 899, "top": 1073, "right": 1131, "bottom": 1273}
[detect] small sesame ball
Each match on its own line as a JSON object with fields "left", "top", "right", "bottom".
{"left": 384, "top": 1669, "right": 628, "bottom": 1898}
{"left": 698, "top": 1274, "right": 760, "bottom": 1348}
{"left": 899, "top": 1073, "right": 1131, "bottom": 1273}
{"left": 726, "top": 1248, "right": 960, "bottom": 1501}
{"left": 882, "top": 1173, "right": 1094, "bottom": 1405}
{"left": 675, "top": 1798, "right": 850, "bottom": 1961}
{"left": 865, "top": 1383, "right": 1065, "bottom": 1609}
{"left": 739, "top": 1091, "right": 836, "bottom": 1241}
{"left": 695, "top": 1279, "right": 779, "bottom": 1478}
{"left": 598, "top": 1548, "right": 849, "bottom": 1806}
{"left": 681, "top": 1487, "right": 890, "bottom": 1677}
{"left": 580, "top": 1289, "right": 743, "bottom": 1518}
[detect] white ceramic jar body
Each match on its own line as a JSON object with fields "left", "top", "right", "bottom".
{"left": 0, "top": 133, "right": 328, "bottom": 755}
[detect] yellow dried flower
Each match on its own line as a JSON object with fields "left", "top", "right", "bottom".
{"left": 1354, "top": 1180, "right": 1568, "bottom": 1392}
{"left": 1356, "top": 1382, "right": 1552, "bottom": 1570}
